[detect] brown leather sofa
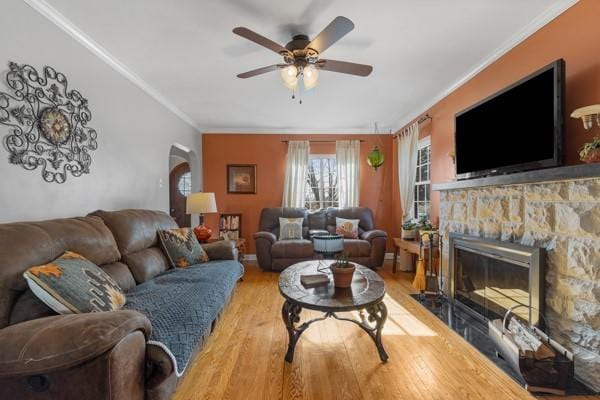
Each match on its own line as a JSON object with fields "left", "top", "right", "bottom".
{"left": 0, "top": 209, "right": 240, "bottom": 400}
{"left": 254, "top": 207, "right": 387, "bottom": 271}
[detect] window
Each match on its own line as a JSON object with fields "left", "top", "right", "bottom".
{"left": 178, "top": 172, "right": 192, "bottom": 197}
{"left": 305, "top": 155, "right": 339, "bottom": 210}
{"left": 414, "top": 137, "right": 431, "bottom": 219}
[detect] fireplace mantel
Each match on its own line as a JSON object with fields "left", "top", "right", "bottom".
{"left": 433, "top": 163, "right": 600, "bottom": 191}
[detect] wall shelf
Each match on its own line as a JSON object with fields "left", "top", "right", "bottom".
{"left": 432, "top": 163, "right": 600, "bottom": 191}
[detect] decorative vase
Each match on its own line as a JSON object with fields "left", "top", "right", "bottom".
{"left": 193, "top": 224, "right": 212, "bottom": 243}
{"left": 581, "top": 147, "right": 600, "bottom": 163}
{"left": 330, "top": 263, "right": 356, "bottom": 288}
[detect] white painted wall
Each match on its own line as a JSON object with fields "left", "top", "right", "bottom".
{"left": 0, "top": 0, "right": 201, "bottom": 223}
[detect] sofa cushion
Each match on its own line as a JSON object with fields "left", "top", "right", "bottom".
{"left": 123, "top": 260, "right": 244, "bottom": 375}
{"left": 343, "top": 239, "right": 371, "bottom": 257}
{"left": 258, "top": 208, "right": 309, "bottom": 239}
{"left": 100, "top": 262, "right": 137, "bottom": 292}
{"left": 271, "top": 239, "right": 314, "bottom": 259}
{"left": 0, "top": 216, "right": 121, "bottom": 328}
{"left": 23, "top": 251, "right": 126, "bottom": 314}
{"left": 123, "top": 248, "right": 171, "bottom": 284}
{"left": 90, "top": 209, "right": 178, "bottom": 255}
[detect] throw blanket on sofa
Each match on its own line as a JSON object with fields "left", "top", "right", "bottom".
{"left": 123, "top": 261, "right": 244, "bottom": 376}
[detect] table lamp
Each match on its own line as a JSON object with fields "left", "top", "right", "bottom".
{"left": 186, "top": 192, "right": 217, "bottom": 243}
{"left": 313, "top": 233, "right": 344, "bottom": 259}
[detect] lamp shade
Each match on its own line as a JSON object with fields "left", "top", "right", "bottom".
{"left": 313, "top": 234, "right": 344, "bottom": 254}
{"left": 186, "top": 192, "right": 217, "bottom": 214}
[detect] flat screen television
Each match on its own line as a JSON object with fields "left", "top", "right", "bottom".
{"left": 455, "top": 59, "right": 565, "bottom": 180}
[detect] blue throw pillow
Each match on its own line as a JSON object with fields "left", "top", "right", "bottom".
{"left": 23, "top": 251, "right": 126, "bottom": 314}
{"left": 158, "top": 227, "right": 209, "bottom": 268}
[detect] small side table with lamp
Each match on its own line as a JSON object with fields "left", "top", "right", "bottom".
{"left": 186, "top": 192, "right": 217, "bottom": 243}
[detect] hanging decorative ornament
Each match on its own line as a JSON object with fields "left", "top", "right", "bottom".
{"left": 367, "top": 123, "right": 385, "bottom": 171}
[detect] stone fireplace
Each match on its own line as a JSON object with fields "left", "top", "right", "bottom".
{"left": 449, "top": 233, "right": 544, "bottom": 326}
{"left": 435, "top": 166, "right": 600, "bottom": 391}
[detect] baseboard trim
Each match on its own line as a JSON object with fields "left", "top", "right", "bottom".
{"left": 244, "top": 253, "right": 394, "bottom": 262}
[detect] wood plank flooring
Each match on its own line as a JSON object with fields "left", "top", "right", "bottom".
{"left": 173, "top": 262, "right": 598, "bottom": 400}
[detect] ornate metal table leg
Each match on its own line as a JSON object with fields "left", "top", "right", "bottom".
{"left": 282, "top": 300, "right": 303, "bottom": 362}
{"left": 366, "top": 301, "right": 389, "bottom": 362}
{"left": 330, "top": 301, "right": 389, "bottom": 362}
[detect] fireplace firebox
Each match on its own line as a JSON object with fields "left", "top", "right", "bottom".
{"left": 449, "top": 233, "right": 545, "bottom": 326}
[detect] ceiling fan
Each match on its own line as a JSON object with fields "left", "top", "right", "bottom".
{"left": 233, "top": 16, "right": 373, "bottom": 93}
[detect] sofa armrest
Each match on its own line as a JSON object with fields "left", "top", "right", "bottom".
{"left": 0, "top": 310, "right": 151, "bottom": 378}
{"left": 254, "top": 231, "right": 276, "bottom": 270}
{"left": 360, "top": 230, "right": 387, "bottom": 241}
{"left": 201, "top": 240, "right": 237, "bottom": 260}
{"left": 253, "top": 231, "right": 277, "bottom": 244}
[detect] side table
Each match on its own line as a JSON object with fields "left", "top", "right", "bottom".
{"left": 392, "top": 238, "right": 438, "bottom": 273}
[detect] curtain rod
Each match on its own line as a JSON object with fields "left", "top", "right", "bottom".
{"left": 281, "top": 139, "right": 366, "bottom": 144}
{"left": 392, "top": 114, "right": 432, "bottom": 139}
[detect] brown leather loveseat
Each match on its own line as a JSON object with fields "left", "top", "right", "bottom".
{"left": 0, "top": 209, "right": 241, "bottom": 400}
{"left": 254, "top": 207, "right": 387, "bottom": 271}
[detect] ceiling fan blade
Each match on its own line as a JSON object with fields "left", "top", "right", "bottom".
{"left": 233, "top": 27, "right": 291, "bottom": 56}
{"left": 317, "top": 59, "right": 373, "bottom": 76}
{"left": 305, "top": 16, "right": 354, "bottom": 55}
{"left": 237, "top": 64, "right": 281, "bottom": 79}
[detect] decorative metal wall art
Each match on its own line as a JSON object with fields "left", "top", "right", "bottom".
{"left": 0, "top": 62, "right": 97, "bottom": 183}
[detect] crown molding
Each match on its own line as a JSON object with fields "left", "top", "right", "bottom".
{"left": 201, "top": 127, "right": 387, "bottom": 135}
{"left": 391, "top": 0, "right": 580, "bottom": 132}
{"left": 24, "top": 0, "right": 201, "bottom": 131}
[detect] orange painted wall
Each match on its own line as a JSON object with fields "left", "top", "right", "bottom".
{"left": 396, "top": 0, "right": 600, "bottom": 223}
{"left": 202, "top": 134, "right": 396, "bottom": 253}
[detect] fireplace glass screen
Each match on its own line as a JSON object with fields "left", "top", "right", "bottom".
{"left": 454, "top": 247, "right": 531, "bottom": 323}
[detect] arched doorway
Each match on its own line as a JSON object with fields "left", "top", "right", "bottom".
{"left": 169, "top": 161, "right": 191, "bottom": 227}
{"left": 168, "top": 143, "right": 201, "bottom": 228}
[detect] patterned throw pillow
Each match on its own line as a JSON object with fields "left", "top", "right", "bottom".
{"left": 23, "top": 251, "right": 126, "bottom": 314}
{"left": 279, "top": 217, "right": 304, "bottom": 240}
{"left": 158, "top": 228, "right": 209, "bottom": 268}
{"left": 335, "top": 217, "right": 360, "bottom": 239}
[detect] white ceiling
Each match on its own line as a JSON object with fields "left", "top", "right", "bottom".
{"left": 36, "top": 0, "right": 573, "bottom": 133}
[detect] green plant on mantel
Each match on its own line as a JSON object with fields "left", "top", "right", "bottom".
{"left": 579, "top": 136, "right": 600, "bottom": 162}
{"left": 334, "top": 252, "right": 353, "bottom": 268}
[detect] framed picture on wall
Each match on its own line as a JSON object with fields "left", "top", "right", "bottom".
{"left": 227, "top": 164, "right": 257, "bottom": 194}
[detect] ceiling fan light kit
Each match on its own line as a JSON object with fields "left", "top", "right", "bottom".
{"left": 233, "top": 16, "right": 372, "bottom": 102}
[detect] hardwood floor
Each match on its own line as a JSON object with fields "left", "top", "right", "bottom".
{"left": 173, "top": 262, "right": 597, "bottom": 400}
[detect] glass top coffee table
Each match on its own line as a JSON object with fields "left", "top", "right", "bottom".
{"left": 278, "top": 260, "right": 388, "bottom": 363}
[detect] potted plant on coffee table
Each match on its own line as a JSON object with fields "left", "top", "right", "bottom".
{"left": 330, "top": 252, "right": 355, "bottom": 288}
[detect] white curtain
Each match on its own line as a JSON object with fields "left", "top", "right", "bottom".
{"left": 282, "top": 140, "right": 310, "bottom": 208}
{"left": 336, "top": 140, "right": 360, "bottom": 207}
{"left": 397, "top": 122, "right": 419, "bottom": 220}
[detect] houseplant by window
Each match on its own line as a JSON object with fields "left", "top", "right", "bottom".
{"left": 401, "top": 221, "right": 418, "bottom": 240}
{"left": 330, "top": 253, "right": 355, "bottom": 288}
